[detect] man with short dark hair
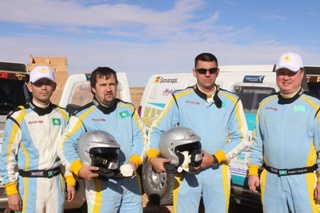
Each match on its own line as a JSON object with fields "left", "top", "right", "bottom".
{"left": 147, "top": 53, "right": 249, "bottom": 212}
{"left": 59, "top": 67, "right": 146, "bottom": 213}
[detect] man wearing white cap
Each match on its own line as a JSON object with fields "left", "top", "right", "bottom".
{"left": 248, "top": 52, "right": 320, "bottom": 212}
{"left": 0, "top": 66, "right": 76, "bottom": 213}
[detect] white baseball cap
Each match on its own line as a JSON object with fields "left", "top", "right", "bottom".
{"left": 275, "top": 52, "right": 303, "bottom": 72}
{"left": 29, "top": 66, "right": 55, "bottom": 83}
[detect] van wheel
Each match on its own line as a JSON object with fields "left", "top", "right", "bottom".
{"left": 142, "top": 159, "right": 174, "bottom": 206}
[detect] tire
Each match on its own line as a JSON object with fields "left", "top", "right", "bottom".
{"left": 142, "top": 159, "right": 174, "bottom": 206}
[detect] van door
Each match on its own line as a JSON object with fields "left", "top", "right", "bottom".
{"left": 0, "top": 62, "right": 29, "bottom": 142}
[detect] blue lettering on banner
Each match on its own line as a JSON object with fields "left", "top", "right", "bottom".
{"left": 229, "top": 166, "right": 248, "bottom": 175}
{"left": 243, "top": 75, "right": 265, "bottom": 83}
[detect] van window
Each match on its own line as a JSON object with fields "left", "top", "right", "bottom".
{"left": 233, "top": 86, "right": 276, "bottom": 112}
{"left": 0, "top": 79, "right": 28, "bottom": 115}
{"left": 306, "top": 75, "right": 320, "bottom": 98}
{"left": 308, "top": 82, "right": 320, "bottom": 97}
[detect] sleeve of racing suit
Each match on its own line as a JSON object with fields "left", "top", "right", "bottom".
{"left": 314, "top": 108, "right": 320, "bottom": 182}
{"left": 129, "top": 108, "right": 148, "bottom": 168}
{"left": 0, "top": 117, "right": 22, "bottom": 195}
{"left": 147, "top": 95, "right": 179, "bottom": 161}
{"left": 58, "top": 116, "right": 86, "bottom": 176}
{"left": 248, "top": 105, "right": 264, "bottom": 176}
{"left": 65, "top": 173, "right": 76, "bottom": 186}
{"left": 216, "top": 98, "right": 249, "bottom": 163}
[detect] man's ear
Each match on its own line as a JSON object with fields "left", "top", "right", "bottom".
{"left": 216, "top": 68, "right": 220, "bottom": 78}
{"left": 52, "top": 82, "right": 57, "bottom": 92}
{"left": 192, "top": 68, "right": 197, "bottom": 78}
{"left": 26, "top": 82, "right": 33, "bottom": 93}
{"left": 91, "top": 86, "right": 96, "bottom": 95}
{"left": 300, "top": 69, "right": 305, "bottom": 81}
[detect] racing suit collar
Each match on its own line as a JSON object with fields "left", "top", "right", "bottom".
{"left": 278, "top": 87, "right": 304, "bottom": 105}
{"left": 193, "top": 84, "right": 222, "bottom": 108}
{"left": 28, "top": 101, "right": 53, "bottom": 116}
{"left": 93, "top": 98, "right": 117, "bottom": 114}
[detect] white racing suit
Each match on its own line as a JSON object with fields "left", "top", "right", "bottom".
{"left": 0, "top": 101, "right": 73, "bottom": 213}
{"left": 147, "top": 85, "right": 249, "bottom": 213}
{"left": 249, "top": 89, "right": 320, "bottom": 213}
{"left": 59, "top": 98, "right": 147, "bottom": 213}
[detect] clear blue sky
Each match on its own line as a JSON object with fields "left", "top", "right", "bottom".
{"left": 1, "top": 0, "right": 319, "bottom": 87}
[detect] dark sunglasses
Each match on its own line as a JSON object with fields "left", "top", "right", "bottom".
{"left": 196, "top": 67, "right": 218, "bottom": 74}
{"left": 32, "top": 80, "right": 54, "bottom": 87}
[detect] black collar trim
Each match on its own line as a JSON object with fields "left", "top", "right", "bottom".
{"left": 278, "top": 88, "right": 304, "bottom": 105}
{"left": 93, "top": 98, "right": 117, "bottom": 114}
{"left": 193, "top": 84, "right": 222, "bottom": 108}
{"left": 28, "top": 101, "right": 54, "bottom": 116}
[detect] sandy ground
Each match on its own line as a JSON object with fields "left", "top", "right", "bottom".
{"left": 130, "top": 87, "right": 144, "bottom": 109}
{"left": 143, "top": 193, "right": 173, "bottom": 213}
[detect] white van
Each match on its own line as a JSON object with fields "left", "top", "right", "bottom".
{"left": 139, "top": 65, "right": 319, "bottom": 208}
{"left": 0, "top": 61, "right": 30, "bottom": 212}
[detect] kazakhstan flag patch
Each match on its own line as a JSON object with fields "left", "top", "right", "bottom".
{"left": 119, "top": 110, "right": 130, "bottom": 119}
{"left": 52, "top": 118, "right": 61, "bottom": 126}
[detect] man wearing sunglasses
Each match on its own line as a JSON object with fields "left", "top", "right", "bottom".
{"left": 147, "top": 52, "right": 249, "bottom": 212}
{"left": 0, "top": 66, "right": 76, "bottom": 213}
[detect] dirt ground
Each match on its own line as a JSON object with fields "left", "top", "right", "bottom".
{"left": 130, "top": 87, "right": 144, "bottom": 109}
{"left": 142, "top": 193, "right": 173, "bottom": 213}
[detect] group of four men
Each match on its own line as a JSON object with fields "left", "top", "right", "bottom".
{"left": 1, "top": 51, "right": 319, "bottom": 213}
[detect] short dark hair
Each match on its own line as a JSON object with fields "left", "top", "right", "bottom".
{"left": 90, "top": 67, "right": 118, "bottom": 88}
{"left": 194, "top": 53, "right": 218, "bottom": 68}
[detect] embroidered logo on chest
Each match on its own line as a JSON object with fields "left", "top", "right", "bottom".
{"left": 119, "top": 110, "right": 130, "bottom": 118}
{"left": 185, "top": 100, "right": 200, "bottom": 105}
{"left": 52, "top": 118, "right": 61, "bottom": 126}
{"left": 293, "top": 105, "right": 305, "bottom": 112}
{"left": 28, "top": 120, "right": 44, "bottom": 125}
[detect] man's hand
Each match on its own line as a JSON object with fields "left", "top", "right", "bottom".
{"left": 248, "top": 175, "right": 260, "bottom": 193}
{"left": 8, "top": 193, "right": 22, "bottom": 211}
{"left": 314, "top": 182, "right": 320, "bottom": 202}
{"left": 128, "top": 161, "right": 137, "bottom": 172}
{"left": 149, "top": 157, "right": 171, "bottom": 173}
{"left": 195, "top": 149, "right": 214, "bottom": 170}
{"left": 66, "top": 185, "right": 76, "bottom": 202}
{"left": 78, "top": 165, "right": 99, "bottom": 180}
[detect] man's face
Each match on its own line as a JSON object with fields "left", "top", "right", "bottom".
{"left": 27, "top": 78, "right": 56, "bottom": 105}
{"left": 276, "top": 68, "right": 303, "bottom": 95}
{"left": 192, "top": 60, "right": 219, "bottom": 93}
{"left": 92, "top": 74, "right": 117, "bottom": 106}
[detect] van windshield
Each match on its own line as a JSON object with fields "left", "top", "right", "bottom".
{"left": 233, "top": 86, "right": 276, "bottom": 113}
{"left": 0, "top": 79, "right": 28, "bottom": 115}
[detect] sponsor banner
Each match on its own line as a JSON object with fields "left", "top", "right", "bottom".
{"left": 243, "top": 75, "right": 265, "bottom": 83}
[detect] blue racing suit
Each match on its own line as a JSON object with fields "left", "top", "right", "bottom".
{"left": 248, "top": 88, "right": 320, "bottom": 213}
{"left": 59, "top": 98, "right": 147, "bottom": 213}
{"left": 0, "top": 101, "right": 73, "bottom": 213}
{"left": 147, "top": 84, "right": 249, "bottom": 213}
